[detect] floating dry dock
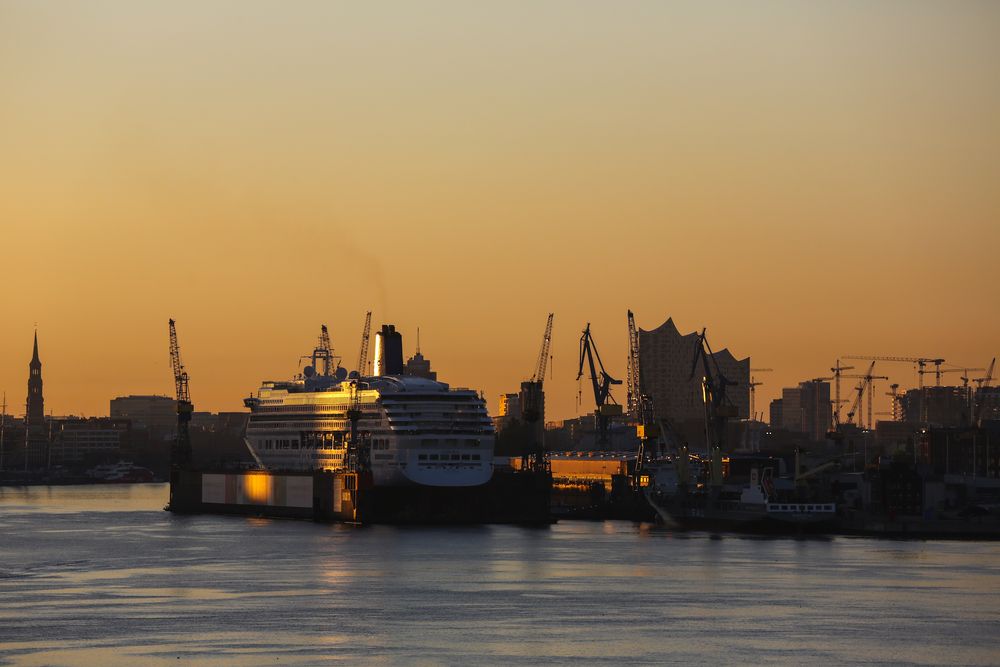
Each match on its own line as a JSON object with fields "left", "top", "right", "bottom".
{"left": 168, "top": 467, "right": 552, "bottom": 525}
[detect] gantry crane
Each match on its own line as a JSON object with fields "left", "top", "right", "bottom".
{"left": 522, "top": 313, "right": 554, "bottom": 470}
{"left": 168, "top": 319, "right": 193, "bottom": 467}
{"left": 577, "top": 323, "right": 622, "bottom": 446}
{"left": 844, "top": 355, "right": 944, "bottom": 390}
{"left": 626, "top": 310, "right": 641, "bottom": 421}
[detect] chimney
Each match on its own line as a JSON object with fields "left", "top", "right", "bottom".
{"left": 373, "top": 325, "right": 404, "bottom": 376}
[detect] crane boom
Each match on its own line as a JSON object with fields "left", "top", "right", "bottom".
{"left": 356, "top": 311, "right": 372, "bottom": 376}
{"left": 532, "top": 313, "right": 554, "bottom": 382}
{"left": 577, "top": 323, "right": 622, "bottom": 445}
{"left": 167, "top": 319, "right": 192, "bottom": 467}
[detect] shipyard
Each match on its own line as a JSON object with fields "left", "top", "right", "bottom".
{"left": 2, "top": 315, "right": 998, "bottom": 539}
{"left": 3, "top": 2, "right": 1000, "bottom": 663}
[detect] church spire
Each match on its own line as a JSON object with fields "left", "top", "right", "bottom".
{"left": 26, "top": 329, "right": 44, "bottom": 428}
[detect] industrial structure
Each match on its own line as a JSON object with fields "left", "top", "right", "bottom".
{"left": 577, "top": 323, "right": 622, "bottom": 446}
{"left": 634, "top": 316, "right": 749, "bottom": 447}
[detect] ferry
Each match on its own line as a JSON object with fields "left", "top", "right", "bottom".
{"left": 242, "top": 324, "right": 495, "bottom": 487}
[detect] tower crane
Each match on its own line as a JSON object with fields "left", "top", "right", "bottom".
{"left": 577, "top": 323, "right": 622, "bottom": 446}
{"left": 919, "top": 366, "right": 984, "bottom": 387}
{"left": 521, "top": 313, "right": 554, "bottom": 470}
{"left": 168, "top": 319, "right": 193, "bottom": 467}
{"left": 356, "top": 311, "right": 372, "bottom": 377}
{"left": 626, "top": 311, "right": 641, "bottom": 421}
{"left": 974, "top": 358, "right": 995, "bottom": 390}
{"left": 830, "top": 361, "right": 855, "bottom": 426}
{"left": 974, "top": 358, "right": 996, "bottom": 427}
{"left": 844, "top": 355, "right": 944, "bottom": 390}
{"left": 843, "top": 362, "right": 888, "bottom": 429}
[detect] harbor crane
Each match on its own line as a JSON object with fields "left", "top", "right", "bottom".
{"left": 522, "top": 313, "right": 554, "bottom": 470}
{"left": 844, "top": 355, "right": 944, "bottom": 390}
{"left": 356, "top": 311, "right": 372, "bottom": 376}
{"left": 303, "top": 325, "right": 337, "bottom": 377}
{"left": 577, "top": 323, "right": 622, "bottom": 446}
{"left": 168, "top": 319, "right": 193, "bottom": 467}
{"left": 690, "top": 329, "right": 737, "bottom": 489}
{"left": 626, "top": 310, "right": 641, "bottom": 421}
{"left": 346, "top": 312, "right": 373, "bottom": 472}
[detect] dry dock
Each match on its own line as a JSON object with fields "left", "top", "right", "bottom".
{"left": 168, "top": 467, "right": 552, "bottom": 525}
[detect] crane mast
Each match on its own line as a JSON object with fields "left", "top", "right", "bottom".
{"left": 168, "top": 319, "right": 192, "bottom": 467}
{"left": 626, "top": 310, "right": 641, "bottom": 421}
{"left": 356, "top": 311, "right": 372, "bottom": 377}
{"left": 577, "top": 323, "right": 622, "bottom": 446}
{"left": 690, "top": 328, "right": 736, "bottom": 488}
{"left": 521, "top": 313, "right": 554, "bottom": 471}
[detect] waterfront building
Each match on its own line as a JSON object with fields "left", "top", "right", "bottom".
{"left": 49, "top": 417, "right": 130, "bottom": 464}
{"left": 779, "top": 381, "right": 831, "bottom": 441}
{"left": 109, "top": 395, "right": 177, "bottom": 434}
{"left": 769, "top": 398, "right": 784, "bottom": 429}
{"left": 637, "top": 317, "right": 750, "bottom": 433}
{"left": 900, "top": 387, "right": 970, "bottom": 427}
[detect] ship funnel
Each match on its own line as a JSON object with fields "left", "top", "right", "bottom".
{"left": 373, "top": 324, "right": 404, "bottom": 376}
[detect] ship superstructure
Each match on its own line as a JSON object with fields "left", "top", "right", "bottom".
{"left": 243, "top": 325, "right": 494, "bottom": 487}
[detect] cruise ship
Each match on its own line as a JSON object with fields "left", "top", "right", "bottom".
{"left": 242, "top": 324, "right": 495, "bottom": 487}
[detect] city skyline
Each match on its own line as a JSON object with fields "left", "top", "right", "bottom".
{"left": 1, "top": 2, "right": 998, "bottom": 421}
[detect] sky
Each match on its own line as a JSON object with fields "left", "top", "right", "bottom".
{"left": 1, "top": 1, "right": 998, "bottom": 422}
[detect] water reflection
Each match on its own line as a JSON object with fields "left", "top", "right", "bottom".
{"left": 1, "top": 485, "right": 999, "bottom": 665}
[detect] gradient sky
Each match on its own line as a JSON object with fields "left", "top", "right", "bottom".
{"left": 1, "top": 1, "right": 998, "bottom": 422}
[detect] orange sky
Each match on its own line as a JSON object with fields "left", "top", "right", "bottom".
{"left": 1, "top": 2, "right": 998, "bottom": 422}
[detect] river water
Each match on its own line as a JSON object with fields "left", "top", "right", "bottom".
{"left": 1, "top": 484, "right": 998, "bottom": 665}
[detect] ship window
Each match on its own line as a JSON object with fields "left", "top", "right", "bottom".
{"left": 451, "top": 454, "right": 460, "bottom": 461}
{"left": 461, "top": 455, "right": 470, "bottom": 461}
{"left": 466, "top": 439, "right": 478, "bottom": 447}
{"left": 418, "top": 454, "right": 427, "bottom": 461}
{"left": 429, "top": 454, "right": 439, "bottom": 460}
{"left": 472, "top": 455, "right": 480, "bottom": 461}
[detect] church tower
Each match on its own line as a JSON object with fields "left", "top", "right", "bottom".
{"left": 26, "top": 331, "right": 44, "bottom": 427}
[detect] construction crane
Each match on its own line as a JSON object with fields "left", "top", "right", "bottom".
{"left": 747, "top": 368, "right": 772, "bottom": 423}
{"left": 356, "top": 311, "right": 372, "bottom": 377}
{"left": 974, "top": 358, "right": 997, "bottom": 427}
{"left": 844, "top": 355, "right": 944, "bottom": 390}
{"left": 843, "top": 362, "right": 888, "bottom": 429}
{"left": 830, "top": 361, "right": 855, "bottom": 426}
{"left": 168, "top": 319, "right": 193, "bottom": 467}
{"left": 919, "top": 365, "right": 984, "bottom": 387}
{"left": 577, "top": 323, "right": 622, "bottom": 446}
{"left": 974, "top": 358, "right": 996, "bottom": 390}
{"left": 690, "top": 329, "right": 738, "bottom": 489}
{"left": 521, "top": 314, "right": 554, "bottom": 470}
{"left": 626, "top": 311, "right": 641, "bottom": 421}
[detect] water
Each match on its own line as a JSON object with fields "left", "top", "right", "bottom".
{"left": 1, "top": 485, "right": 999, "bottom": 665}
